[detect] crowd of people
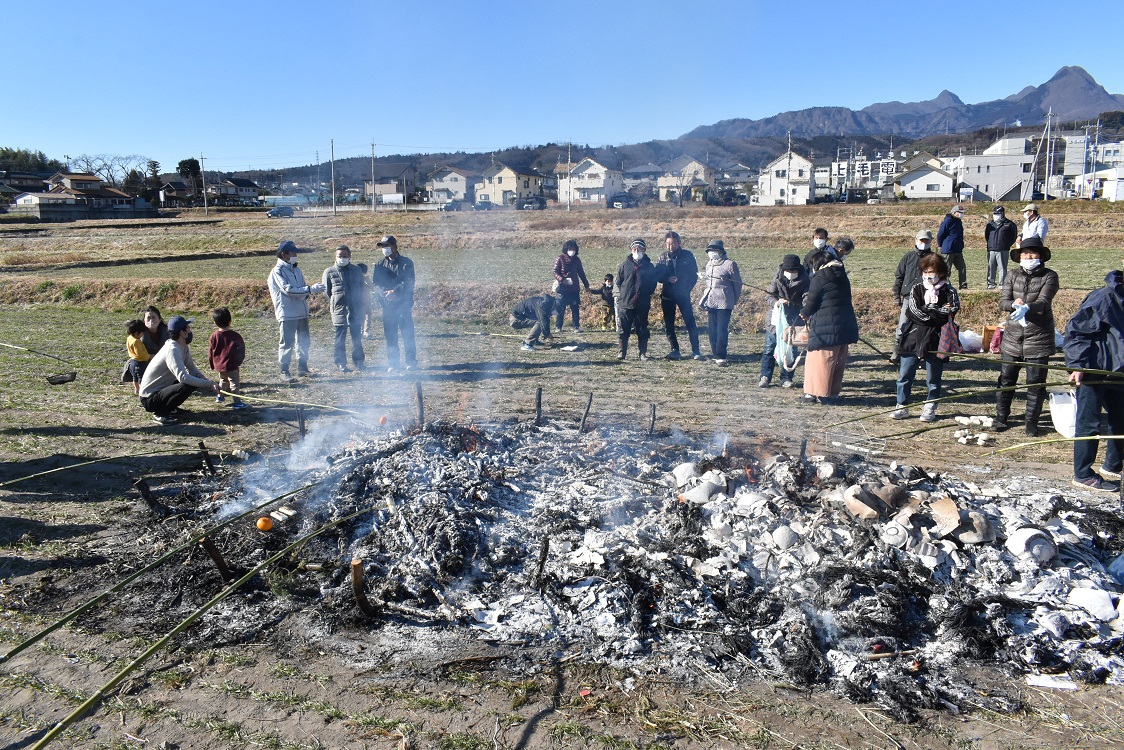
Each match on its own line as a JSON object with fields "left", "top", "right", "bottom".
{"left": 122, "top": 201, "right": 1124, "bottom": 494}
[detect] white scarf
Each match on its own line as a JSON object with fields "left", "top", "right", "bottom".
{"left": 923, "top": 277, "right": 946, "bottom": 306}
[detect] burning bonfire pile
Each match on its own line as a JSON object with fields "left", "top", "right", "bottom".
{"left": 183, "top": 418, "right": 1124, "bottom": 720}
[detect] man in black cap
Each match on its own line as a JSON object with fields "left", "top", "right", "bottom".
{"left": 510, "top": 291, "right": 556, "bottom": 351}
{"left": 615, "top": 238, "right": 660, "bottom": 361}
{"left": 371, "top": 235, "right": 417, "bottom": 372}
{"left": 984, "top": 205, "right": 1018, "bottom": 290}
{"left": 137, "top": 315, "right": 220, "bottom": 425}
{"left": 656, "top": 231, "right": 701, "bottom": 360}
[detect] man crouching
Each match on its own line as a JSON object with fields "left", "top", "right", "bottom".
{"left": 138, "top": 315, "right": 220, "bottom": 425}
{"left": 511, "top": 291, "right": 557, "bottom": 351}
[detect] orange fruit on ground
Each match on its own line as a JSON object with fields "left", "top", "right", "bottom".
{"left": 256, "top": 517, "right": 273, "bottom": 531}
{"left": 379, "top": 415, "right": 388, "bottom": 425}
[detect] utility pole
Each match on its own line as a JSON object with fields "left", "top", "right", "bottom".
{"left": 1043, "top": 109, "right": 1053, "bottom": 200}
{"left": 566, "top": 141, "right": 571, "bottom": 212}
{"left": 330, "top": 139, "right": 336, "bottom": 216}
{"left": 785, "top": 130, "right": 793, "bottom": 206}
{"left": 200, "top": 153, "right": 208, "bottom": 216}
{"left": 371, "top": 143, "right": 376, "bottom": 213}
{"left": 315, "top": 150, "right": 320, "bottom": 205}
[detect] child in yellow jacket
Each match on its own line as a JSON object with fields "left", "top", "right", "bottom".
{"left": 123, "top": 319, "right": 151, "bottom": 394}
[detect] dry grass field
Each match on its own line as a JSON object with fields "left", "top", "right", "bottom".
{"left": 1, "top": 202, "right": 1123, "bottom": 749}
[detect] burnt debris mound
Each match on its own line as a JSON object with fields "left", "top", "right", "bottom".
{"left": 81, "top": 418, "right": 1124, "bottom": 720}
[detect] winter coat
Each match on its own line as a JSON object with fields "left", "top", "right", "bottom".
{"left": 985, "top": 217, "right": 1018, "bottom": 253}
{"left": 615, "top": 255, "right": 660, "bottom": 311}
{"left": 512, "top": 295, "right": 555, "bottom": 330}
{"left": 900, "top": 281, "right": 960, "bottom": 359}
{"left": 552, "top": 253, "right": 589, "bottom": 295}
{"left": 656, "top": 248, "right": 699, "bottom": 301}
{"left": 937, "top": 214, "right": 964, "bottom": 255}
{"left": 764, "top": 267, "right": 809, "bottom": 331}
{"left": 372, "top": 253, "right": 415, "bottom": 310}
{"left": 999, "top": 264, "right": 1059, "bottom": 358}
{"left": 1064, "top": 271, "right": 1124, "bottom": 388}
{"left": 892, "top": 247, "right": 934, "bottom": 303}
{"left": 322, "top": 262, "right": 369, "bottom": 326}
{"left": 268, "top": 259, "right": 314, "bottom": 321}
{"left": 801, "top": 259, "right": 859, "bottom": 351}
{"left": 699, "top": 256, "right": 742, "bottom": 311}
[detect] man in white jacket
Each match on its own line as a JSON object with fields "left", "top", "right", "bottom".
{"left": 138, "top": 315, "right": 219, "bottom": 425}
{"left": 268, "top": 240, "right": 325, "bottom": 380}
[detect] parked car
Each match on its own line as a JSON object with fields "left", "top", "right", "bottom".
{"left": 866, "top": 198, "right": 881, "bottom": 205}
{"left": 266, "top": 206, "right": 294, "bottom": 218}
{"left": 472, "top": 200, "right": 493, "bottom": 211}
{"left": 607, "top": 193, "right": 637, "bottom": 209}
{"left": 440, "top": 199, "right": 467, "bottom": 212}
{"left": 516, "top": 196, "right": 547, "bottom": 210}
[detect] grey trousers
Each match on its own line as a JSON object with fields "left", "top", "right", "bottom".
{"left": 987, "top": 251, "right": 1008, "bottom": 289}
{"left": 278, "top": 317, "right": 310, "bottom": 372}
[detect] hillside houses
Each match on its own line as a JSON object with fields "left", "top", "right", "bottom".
{"left": 9, "top": 172, "right": 156, "bottom": 221}
{"left": 557, "top": 158, "right": 624, "bottom": 205}
{"left": 426, "top": 165, "right": 477, "bottom": 203}
{"left": 363, "top": 163, "right": 419, "bottom": 202}
{"left": 657, "top": 155, "right": 714, "bottom": 204}
{"left": 754, "top": 151, "right": 815, "bottom": 205}
{"left": 473, "top": 163, "right": 544, "bottom": 206}
{"left": 205, "top": 177, "right": 263, "bottom": 206}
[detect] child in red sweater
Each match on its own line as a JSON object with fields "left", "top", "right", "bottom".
{"left": 208, "top": 307, "right": 246, "bottom": 409}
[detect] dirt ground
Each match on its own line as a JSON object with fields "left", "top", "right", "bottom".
{"left": 2, "top": 205, "right": 1123, "bottom": 749}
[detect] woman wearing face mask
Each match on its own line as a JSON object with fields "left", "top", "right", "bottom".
{"left": 552, "top": 239, "right": 591, "bottom": 333}
{"left": 891, "top": 255, "right": 959, "bottom": 422}
{"left": 996, "top": 237, "right": 1059, "bottom": 435}
{"left": 760, "top": 254, "right": 809, "bottom": 387}
{"left": 798, "top": 237, "right": 858, "bottom": 404}
{"left": 698, "top": 240, "right": 742, "bottom": 366}
{"left": 141, "top": 305, "right": 169, "bottom": 356}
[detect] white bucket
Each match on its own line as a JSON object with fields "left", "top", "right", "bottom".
{"left": 1049, "top": 390, "right": 1077, "bottom": 438}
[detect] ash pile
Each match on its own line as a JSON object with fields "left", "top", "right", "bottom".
{"left": 290, "top": 420, "right": 1122, "bottom": 720}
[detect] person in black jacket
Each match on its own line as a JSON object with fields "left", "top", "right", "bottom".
{"left": 510, "top": 293, "right": 556, "bottom": 351}
{"left": 552, "top": 239, "right": 590, "bottom": 332}
{"left": 371, "top": 235, "right": 417, "bottom": 372}
{"left": 656, "top": 231, "right": 701, "bottom": 359}
{"left": 984, "top": 205, "right": 1018, "bottom": 289}
{"left": 892, "top": 255, "right": 960, "bottom": 422}
{"left": 890, "top": 229, "right": 935, "bottom": 363}
{"left": 759, "top": 254, "right": 809, "bottom": 387}
{"left": 615, "top": 238, "right": 661, "bottom": 361}
{"left": 588, "top": 273, "right": 616, "bottom": 331}
{"left": 1064, "top": 268, "right": 1124, "bottom": 493}
{"left": 798, "top": 237, "right": 859, "bottom": 404}
{"left": 937, "top": 203, "right": 967, "bottom": 289}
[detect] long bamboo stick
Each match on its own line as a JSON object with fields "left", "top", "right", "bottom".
{"left": 824, "top": 382, "right": 1055, "bottom": 428}
{"left": 0, "top": 482, "right": 320, "bottom": 666}
{"left": 984, "top": 435, "right": 1124, "bottom": 456}
{"left": 29, "top": 500, "right": 379, "bottom": 750}
{"left": 936, "top": 352, "right": 1124, "bottom": 380}
{"left": 0, "top": 447, "right": 195, "bottom": 489}
{"left": 218, "top": 390, "right": 367, "bottom": 416}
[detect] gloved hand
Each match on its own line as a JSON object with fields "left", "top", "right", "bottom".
{"left": 1009, "top": 303, "right": 1030, "bottom": 322}
{"left": 310, "top": 283, "right": 326, "bottom": 294}
{"left": 564, "top": 278, "right": 573, "bottom": 285}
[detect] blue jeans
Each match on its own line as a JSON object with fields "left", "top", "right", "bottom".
{"left": 760, "top": 329, "right": 794, "bottom": 382}
{"left": 661, "top": 296, "right": 700, "bottom": 355}
{"left": 1073, "top": 384, "right": 1124, "bottom": 480}
{"left": 333, "top": 316, "right": 365, "bottom": 367}
{"left": 707, "top": 309, "right": 731, "bottom": 359}
{"left": 896, "top": 354, "right": 944, "bottom": 406}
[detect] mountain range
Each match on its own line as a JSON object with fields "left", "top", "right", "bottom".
{"left": 684, "top": 66, "right": 1124, "bottom": 140}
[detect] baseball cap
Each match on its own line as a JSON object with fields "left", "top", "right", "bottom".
{"left": 915, "top": 229, "right": 933, "bottom": 241}
{"left": 167, "top": 315, "right": 193, "bottom": 335}
{"left": 376, "top": 235, "right": 397, "bottom": 248}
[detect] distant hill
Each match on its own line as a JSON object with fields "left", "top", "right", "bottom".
{"left": 684, "top": 66, "right": 1124, "bottom": 140}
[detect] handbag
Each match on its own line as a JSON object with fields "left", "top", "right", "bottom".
{"left": 936, "top": 314, "right": 964, "bottom": 360}
{"left": 785, "top": 325, "right": 809, "bottom": 346}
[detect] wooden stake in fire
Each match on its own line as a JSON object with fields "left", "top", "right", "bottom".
{"left": 296, "top": 406, "right": 306, "bottom": 438}
{"left": 133, "top": 479, "right": 170, "bottom": 518}
{"left": 648, "top": 403, "right": 657, "bottom": 437}
{"left": 535, "top": 386, "right": 543, "bottom": 425}
{"left": 350, "top": 558, "right": 379, "bottom": 616}
{"left": 199, "top": 537, "right": 235, "bottom": 583}
{"left": 198, "top": 440, "right": 216, "bottom": 477}
{"left": 580, "top": 392, "right": 593, "bottom": 433}
{"left": 415, "top": 381, "right": 424, "bottom": 426}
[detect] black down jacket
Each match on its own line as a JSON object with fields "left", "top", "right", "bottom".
{"left": 1000, "top": 264, "right": 1059, "bottom": 358}
{"left": 802, "top": 259, "right": 859, "bottom": 351}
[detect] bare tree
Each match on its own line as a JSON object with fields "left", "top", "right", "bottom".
{"left": 70, "top": 153, "right": 149, "bottom": 187}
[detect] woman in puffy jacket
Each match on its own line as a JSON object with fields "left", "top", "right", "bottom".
{"left": 699, "top": 239, "right": 742, "bottom": 366}
{"left": 892, "top": 254, "right": 959, "bottom": 423}
{"left": 996, "top": 237, "right": 1059, "bottom": 435}
{"left": 798, "top": 237, "right": 859, "bottom": 404}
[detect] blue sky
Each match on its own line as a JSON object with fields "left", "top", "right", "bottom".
{"left": 4, "top": 0, "right": 1121, "bottom": 174}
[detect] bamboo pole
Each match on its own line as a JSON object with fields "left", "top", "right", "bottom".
{"left": 218, "top": 389, "right": 368, "bottom": 416}
{"left": 984, "top": 435, "right": 1124, "bottom": 456}
{"left": 824, "top": 383, "right": 1057, "bottom": 429}
{"left": 936, "top": 352, "right": 1124, "bottom": 380}
{"left": 0, "top": 482, "right": 320, "bottom": 666}
{"left": 0, "top": 447, "right": 194, "bottom": 489}
{"left": 29, "top": 501, "right": 379, "bottom": 750}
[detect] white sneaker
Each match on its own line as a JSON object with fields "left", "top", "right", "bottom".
{"left": 891, "top": 407, "right": 909, "bottom": 420}
{"left": 920, "top": 404, "right": 937, "bottom": 423}
{"left": 758, "top": 376, "right": 770, "bottom": 387}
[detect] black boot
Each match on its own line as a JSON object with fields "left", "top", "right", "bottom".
{"left": 996, "top": 390, "right": 1013, "bottom": 431}
{"left": 1025, "top": 387, "right": 1045, "bottom": 437}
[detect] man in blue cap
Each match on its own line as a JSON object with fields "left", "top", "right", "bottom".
{"left": 268, "top": 240, "right": 325, "bottom": 381}
{"left": 137, "top": 315, "right": 219, "bottom": 425}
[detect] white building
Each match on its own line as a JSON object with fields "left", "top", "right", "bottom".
{"left": 894, "top": 164, "right": 955, "bottom": 201}
{"left": 426, "top": 165, "right": 477, "bottom": 203}
{"left": 943, "top": 135, "right": 1034, "bottom": 202}
{"left": 754, "top": 151, "right": 815, "bottom": 205}
{"left": 557, "top": 158, "right": 624, "bottom": 205}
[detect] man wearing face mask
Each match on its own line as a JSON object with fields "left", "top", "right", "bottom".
{"left": 1064, "top": 266, "right": 1124, "bottom": 493}
{"left": 891, "top": 230, "right": 935, "bottom": 363}
{"left": 615, "top": 238, "right": 660, "bottom": 361}
{"left": 268, "top": 239, "right": 325, "bottom": 381}
{"left": 138, "top": 315, "right": 220, "bottom": 425}
{"left": 372, "top": 235, "right": 417, "bottom": 372}
{"left": 984, "top": 205, "right": 1018, "bottom": 290}
{"left": 760, "top": 254, "right": 808, "bottom": 387}
{"left": 1016, "top": 203, "right": 1048, "bottom": 246}
{"left": 996, "top": 237, "right": 1059, "bottom": 436}
{"left": 552, "top": 239, "right": 590, "bottom": 333}
{"left": 656, "top": 231, "right": 701, "bottom": 360}
{"left": 322, "top": 245, "right": 369, "bottom": 373}
{"left": 937, "top": 203, "right": 968, "bottom": 289}
{"left": 803, "top": 228, "right": 830, "bottom": 272}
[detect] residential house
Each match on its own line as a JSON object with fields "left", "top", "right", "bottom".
{"left": 426, "top": 165, "right": 477, "bottom": 203}
{"left": 363, "top": 163, "right": 420, "bottom": 202}
{"left": 0, "top": 171, "right": 48, "bottom": 196}
{"left": 657, "top": 156, "right": 715, "bottom": 203}
{"left": 894, "top": 164, "right": 955, "bottom": 201}
{"left": 204, "top": 177, "right": 262, "bottom": 206}
{"left": 11, "top": 172, "right": 156, "bottom": 220}
{"left": 943, "top": 135, "right": 1034, "bottom": 202}
{"left": 160, "top": 181, "right": 194, "bottom": 206}
{"left": 557, "top": 158, "right": 624, "bottom": 205}
{"left": 754, "top": 151, "right": 815, "bottom": 206}
{"left": 473, "top": 163, "right": 544, "bottom": 206}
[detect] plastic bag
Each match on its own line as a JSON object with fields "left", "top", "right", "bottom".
{"left": 959, "top": 330, "right": 984, "bottom": 352}
{"left": 988, "top": 326, "right": 1004, "bottom": 354}
{"left": 1049, "top": 390, "right": 1077, "bottom": 438}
